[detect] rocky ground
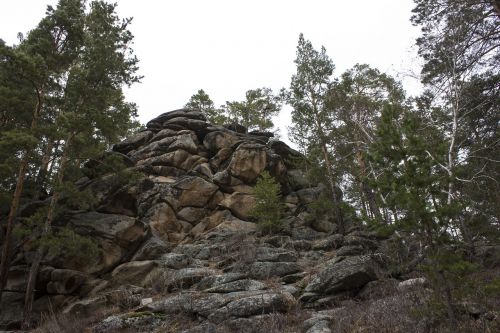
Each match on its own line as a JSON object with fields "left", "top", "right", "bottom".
{"left": 1, "top": 109, "right": 493, "bottom": 332}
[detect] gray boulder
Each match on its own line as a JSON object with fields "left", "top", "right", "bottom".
{"left": 113, "top": 130, "right": 153, "bottom": 154}
{"left": 304, "top": 254, "right": 385, "bottom": 296}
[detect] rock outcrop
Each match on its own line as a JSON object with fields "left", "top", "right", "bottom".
{"left": 0, "top": 109, "right": 423, "bottom": 332}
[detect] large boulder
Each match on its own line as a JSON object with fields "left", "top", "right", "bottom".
{"left": 112, "top": 130, "right": 153, "bottom": 154}
{"left": 177, "top": 206, "right": 210, "bottom": 224}
{"left": 164, "top": 117, "right": 210, "bottom": 138}
{"left": 203, "top": 130, "right": 241, "bottom": 153}
{"left": 146, "top": 109, "right": 206, "bottom": 130}
{"left": 46, "top": 269, "right": 88, "bottom": 295}
{"left": 173, "top": 176, "right": 219, "bottom": 208}
{"left": 141, "top": 290, "right": 296, "bottom": 323}
{"left": 111, "top": 260, "right": 157, "bottom": 286}
{"left": 229, "top": 143, "right": 267, "bottom": 183}
{"left": 247, "top": 262, "right": 302, "bottom": 279}
{"left": 128, "top": 131, "right": 199, "bottom": 161}
{"left": 143, "top": 202, "right": 186, "bottom": 242}
{"left": 209, "top": 147, "right": 234, "bottom": 171}
{"left": 136, "top": 149, "right": 208, "bottom": 171}
{"left": 208, "top": 291, "right": 296, "bottom": 323}
{"left": 167, "top": 267, "right": 219, "bottom": 291}
{"left": 304, "top": 254, "right": 385, "bottom": 296}
{"left": 68, "top": 212, "right": 147, "bottom": 273}
{"left": 131, "top": 237, "right": 173, "bottom": 261}
{"left": 219, "top": 192, "right": 256, "bottom": 220}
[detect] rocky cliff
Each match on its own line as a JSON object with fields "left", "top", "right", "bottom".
{"left": 1, "top": 109, "right": 428, "bottom": 332}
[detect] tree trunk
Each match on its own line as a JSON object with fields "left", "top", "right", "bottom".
{"left": 437, "top": 270, "right": 458, "bottom": 332}
{"left": 22, "top": 135, "right": 71, "bottom": 329}
{"left": 320, "top": 143, "right": 345, "bottom": 234}
{"left": 491, "top": 0, "right": 500, "bottom": 19}
{"left": 309, "top": 90, "right": 345, "bottom": 234}
{"left": 34, "top": 140, "right": 55, "bottom": 200}
{"left": 20, "top": 251, "right": 42, "bottom": 329}
{"left": 0, "top": 89, "right": 43, "bottom": 301}
{"left": 0, "top": 160, "right": 30, "bottom": 299}
{"left": 360, "top": 190, "right": 369, "bottom": 219}
{"left": 356, "top": 151, "right": 383, "bottom": 222}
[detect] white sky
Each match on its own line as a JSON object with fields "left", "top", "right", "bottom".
{"left": 1, "top": 0, "right": 423, "bottom": 144}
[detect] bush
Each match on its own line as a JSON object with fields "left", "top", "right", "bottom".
{"left": 250, "top": 171, "right": 284, "bottom": 234}
{"left": 38, "top": 227, "right": 100, "bottom": 267}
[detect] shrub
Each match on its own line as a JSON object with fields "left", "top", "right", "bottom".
{"left": 38, "top": 227, "right": 100, "bottom": 267}
{"left": 250, "top": 171, "right": 284, "bottom": 234}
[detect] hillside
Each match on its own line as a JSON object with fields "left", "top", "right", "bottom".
{"left": 1, "top": 109, "right": 497, "bottom": 332}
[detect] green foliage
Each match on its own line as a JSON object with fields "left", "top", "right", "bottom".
{"left": 82, "top": 152, "right": 133, "bottom": 179}
{"left": 484, "top": 278, "right": 500, "bottom": 296}
{"left": 411, "top": 0, "right": 499, "bottom": 246}
{"left": 186, "top": 87, "right": 282, "bottom": 131}
{"left": 14, "top": 206, "right": 99, "bottom": 266}
{"left": 108, "top": 167, "right": 144, "bottom": 189}
{"left": 38, "top": 227, "right": 100, "bottom": 266}
{"left": 250, "top": 171, "right": 284, "bottom": 234}
{"left": 225, "top": 87, "right": 281, "bottom": 132}
{"left": 286, "top": 33, "right": 334, "bottom": 151}
{"left": 325, "top": 64, "right": 406, "bottom": 221}
{"left": 308, "top": 192, "right": 334, "bottom": 220}
{"left": 368, "top": 103, "right": 451, "bottom": 236}
{"left": 13, "top": 209, "right": 46, "bottom": 240}
{"left": 412, "top": 0, "right": 499, "bottom": 85}
{"left": 60, "top": 184, "right": 97, "bottom": 211}
{"left": 185, "top": 89, "right": 227, "bottom": 125}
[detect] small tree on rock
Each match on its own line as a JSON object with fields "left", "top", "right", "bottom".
{"left": 250, "top": 171, "right": 284, "bottom": 234}
{"left": 185, "top": 89, "right": 226, "bottom": 125}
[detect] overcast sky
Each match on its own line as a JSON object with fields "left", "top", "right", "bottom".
{"left": 1, "top": 0, "right": 422, "bottom": 143}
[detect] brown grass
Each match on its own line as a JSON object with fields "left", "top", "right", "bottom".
{"left": 33, "top": 309, "right": 110, "bottom": 333}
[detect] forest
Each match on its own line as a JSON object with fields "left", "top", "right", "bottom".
{"left": 0, "top": 0, "right": 499, "bottom": 332}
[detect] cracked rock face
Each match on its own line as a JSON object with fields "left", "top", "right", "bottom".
{"left": 2, "top": 109, "right": 401, "bottom": 332}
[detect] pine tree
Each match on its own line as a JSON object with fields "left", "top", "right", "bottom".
{"left": 0, "top": 0, "right": 86, "bottom": 300}
{"left": 185, "top": 89, "right": 226, "bottom": 125}
{"left": 285, "top": 33, "right": 345, "bottom": 233}
{"left": 250, "top": 171, "right": 284, "bottom": 234}
{"left": 17, "top": 1, "right": 141, "bottom": 326}
{"left": 368, "top": 103, "right": 476, "bottom": 328}
{"left": 225, "top": 87, "right": 281, "bottom": 132}
{"left": 326, "top": 64, "right": 405, "bottom": 223}
{"left": 411, "top": 0, "right": 500, "bottom": 247}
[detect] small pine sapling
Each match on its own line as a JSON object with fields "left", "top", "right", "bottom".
{"left": 250, "top": 171, "right": 284, "bottom": 234}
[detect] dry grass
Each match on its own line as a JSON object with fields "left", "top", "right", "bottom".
{"left": 325, "top": 283, "right": 500, "bottom": 333}
{"left": 152, "top": 313, "right": 199, "bottom": 333}
{"left": 33, "top": 309, "right": 110, "bottom": 333}
{"left": 146, "top": 269, "right": 171, "bottom": 296}
{"left": 219, "top": 309, "right": 309, "bottom": 333}
{"left": 220, "top": 231, "right": 258, "bottom": 273}
{"left": 329, "top": 289, "right": 430, "bottom": 333}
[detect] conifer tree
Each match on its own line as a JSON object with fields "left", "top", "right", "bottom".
{"left": 285, "top": 33, "right": 345, "bottom": 233}
{"left": 0, "top": 0, "right": 86, "bottom": 300}
{"left": 368, "top": 103, "right": 482, "bottom": 328}
{"left": 326, "top": 64, "right": 405, "bottom": 223}
{"left": 20, "top": 1, "right": 141, "bottom": 326}
{"left": 225, "top": 87, "right": 281, "bottom": 132}
{"left": 411, "top": 0, "right": 500, "bottom": 244}
{"left": 185, "top": 89, "right": 226, "bottom": 125}
{"left": 250, "top": 171, "right": 284, "bottom": 234}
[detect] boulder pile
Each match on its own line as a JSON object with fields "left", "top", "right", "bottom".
{"left": 0, "top": 109, "right": 424, "bottom": 332}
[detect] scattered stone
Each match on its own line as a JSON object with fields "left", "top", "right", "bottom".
{"left": 168, "top": 268, "right": 219, "bottom": 291}
{"left": 141, "top": 298, "right": 153, "bottom": 306}
{"left": 111, "top": 261, "right": 157, "bottom": 286}
{"left": 248, "top": 261, "right": 302, "bottom": 279}
{"left": 397, "top": 277, "right": 427, "bottom": 291}
{"left": 208, "top": 291, "right": 296, "bottom": 323}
